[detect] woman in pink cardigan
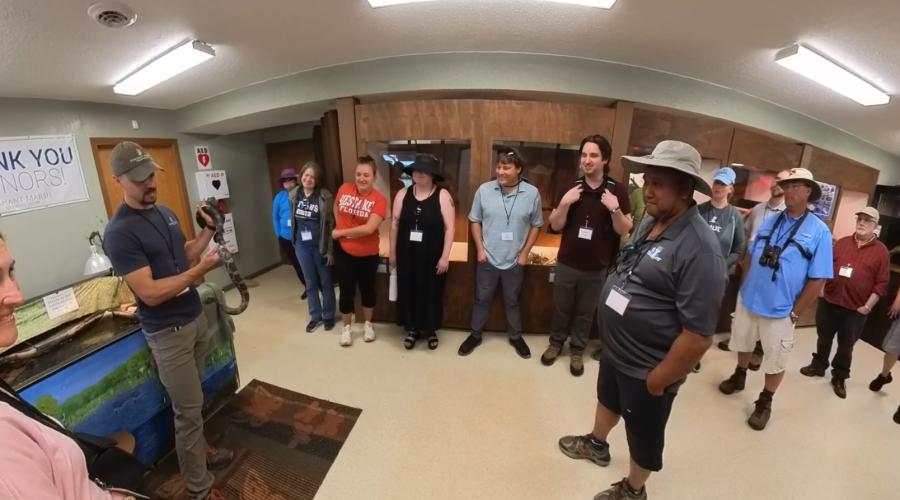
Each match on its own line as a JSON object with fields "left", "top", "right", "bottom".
{"left": 0, "top": 232, "right": 135, "bottom": 499}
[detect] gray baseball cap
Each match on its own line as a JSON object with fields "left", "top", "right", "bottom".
{"left": 110, "top": 141, "right": 163, "bottom": 181}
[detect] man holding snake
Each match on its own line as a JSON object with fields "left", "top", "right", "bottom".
{"left": 103, "top": 141, "right": 233, "bottom": 500}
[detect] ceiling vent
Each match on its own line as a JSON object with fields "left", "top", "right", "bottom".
{"left": 88, "top": 1, "right": 137, "bottom": 28}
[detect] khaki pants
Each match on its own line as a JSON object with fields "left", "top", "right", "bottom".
{"left": 143, "top": 313, "right": 214, "bottom": 498}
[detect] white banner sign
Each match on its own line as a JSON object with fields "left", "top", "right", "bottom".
{"left": 195, "top": 170, "right": 230, "bottom": 200}
{"left": 0, "top": 135, "right": 90, "bottom": 216}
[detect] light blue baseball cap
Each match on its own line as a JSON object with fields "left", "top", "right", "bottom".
{"left": 713, "top": 167, "right": 736, "bottom": 186}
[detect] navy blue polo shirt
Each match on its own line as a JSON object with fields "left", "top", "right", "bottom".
{"left": 104, "top": 203, "right": 202, "bottom": 332}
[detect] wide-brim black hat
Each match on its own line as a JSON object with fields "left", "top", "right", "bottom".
{"left": 403, "top": 154, "right": 444, "bottom": 182}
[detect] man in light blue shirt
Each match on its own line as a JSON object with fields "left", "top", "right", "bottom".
{"left": 458, "top": 147, "right": 543, "bottom": 358}
{"left": 719, "top": 168, "right": 833, "bottom": 431}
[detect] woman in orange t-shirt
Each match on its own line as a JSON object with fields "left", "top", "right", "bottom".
{"left": 331, "top": 156, "right": 388, "bottom": 347}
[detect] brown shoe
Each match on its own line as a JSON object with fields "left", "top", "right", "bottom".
{"left": 570, "top": 354, "right": 584, "bottom": 377}
{"left": 747, "top": 398, "right": 772, "bottom": 431}
{"left": 541, "top": 344, "right": 562, "bottom": 366}
{"left": 594, "top": 478, "right": 647, "bottom": 500}
{"left": 206, "top": 447, "right": 234, "bottom": 470}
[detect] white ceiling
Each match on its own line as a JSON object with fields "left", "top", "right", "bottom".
{"left": 2, "top": 0, "right": 899, "bottom": 153}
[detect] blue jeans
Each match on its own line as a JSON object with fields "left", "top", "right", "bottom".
{"left": 295, "top": 244, "right": 335, "bottom": 322}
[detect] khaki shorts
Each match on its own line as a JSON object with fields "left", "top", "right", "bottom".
{"left": 729, "top": 295, "right": 795, "bottom": 374}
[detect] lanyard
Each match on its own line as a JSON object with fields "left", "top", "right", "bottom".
{"left": 611, "top": 219, "right": 674, "bottom": 286}
{"left": 498, "top": 180, "right": 521, "bottom": 226}
{"left": 134, "top": 207, "right": 181, "bottom": 273}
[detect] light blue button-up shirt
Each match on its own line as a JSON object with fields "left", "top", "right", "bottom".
{"left": 741, "top": 211, "right": 833, "bottom": 318}
{"left": 468, "top": 180, "right": 543, "bottom": 270}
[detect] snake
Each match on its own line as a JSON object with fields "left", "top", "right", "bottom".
{"left": 196, "top": 198, "right": 249, "bottom": 315}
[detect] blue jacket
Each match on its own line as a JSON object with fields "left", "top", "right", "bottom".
{"left": 272, "top": 190, "right": 293, "bottom": 240}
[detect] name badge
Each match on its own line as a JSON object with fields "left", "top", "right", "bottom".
{"left": 605, "top": 286, "right": 631, "bottom": 316}
{"left": 501, "top": 231, "right": 514, "bottom": 241}
{"left": 301, "top": 231, "right": 313, "bottom": 241}
{"left": 839, "top": 266, "right": 853, "bottom": 278}
{"left": 287, "top": 219, "right": 292, "bottom": 227}
{"left": 410, "top": 230, "right": 423, "bottom": 242}
{"left": 578, "top": 227, "right": 594, "bottom": 240}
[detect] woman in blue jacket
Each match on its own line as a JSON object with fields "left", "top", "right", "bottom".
{"left": 273, "top": 168, "right": 307, "bottom": 299}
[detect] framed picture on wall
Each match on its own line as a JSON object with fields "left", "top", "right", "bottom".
{"left": 812, "top": 181, "right": 839, "bottom": 220}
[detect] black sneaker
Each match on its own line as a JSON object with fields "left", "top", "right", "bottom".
{"left": 894, "top": 405, "right": 900, "bottom": 425}
{"left": 719, "top": 369, "right": 746, "bottom": 395}
{"left": 717, "top": 340, "right": 731, "bottom": 351}
{"left": 692, "top": 362, "right": 701, "bottom": 373}
{"left": 306, "top": 320, "right": 322, "bottom": 333}
{"left": 800, "top": 363, "right": 826, "bottom": 377}
{"left": 301, "top": 291, "right": 308, "bottom": 300}
{"left": 323, "top": 319, "right": 335, "bottom": 331}
{"left": 748, "top": 398, "right": 772, "bottom": 431}
{"left": 869, "top": 373, "right": 893, "bottom": 392}
{"left": 831, "top": 378, "right": 847, "bottom": 399}
{"left": 458, "top": 335, "right": 482, "bottom": 356}
{"left": 558, "top": 434, "right": 610, "bottom": 467}
{"left": 509, "top": 337, "right": 531, "bottom": 359}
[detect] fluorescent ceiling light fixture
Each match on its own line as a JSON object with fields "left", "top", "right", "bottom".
{"left": 114, "top": 40, "right": 215, "bottom": 96}
{"left": 775, "top": 44, "right": 890, "bottom": 106}
{"left": 368, "top": 0, "right": 615, "bottom": 7}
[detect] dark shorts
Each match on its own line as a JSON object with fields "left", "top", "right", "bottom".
{"left": 596, "top": 359, "right": 677, "bottom": 472}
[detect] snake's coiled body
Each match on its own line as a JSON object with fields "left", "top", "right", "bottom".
{"left": 197, "top": 198, "right": 249, "bottom": 315}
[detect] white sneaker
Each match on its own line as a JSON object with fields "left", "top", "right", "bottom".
{"left": 340, "top": 325, "right": 352, "bottom": 347}
{"left": 363, "top": 321, "right": 376, "bottom": 342}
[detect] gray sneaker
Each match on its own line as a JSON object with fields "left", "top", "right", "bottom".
{"left": 594, "top": 479, "right": 647, "bottom": 500}
{"left": 558, "top": 434, "right": 610, "bottom": 467}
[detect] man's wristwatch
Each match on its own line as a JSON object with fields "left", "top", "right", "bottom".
{"left": 790, "top": 311, "right": 799, "bottom": 323}
{"left": 611, "top": 206, "right": 621, "bottom": 214}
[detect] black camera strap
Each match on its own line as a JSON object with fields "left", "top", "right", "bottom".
{"left": 757, "top": 210, "right": 811, "bottom": 281}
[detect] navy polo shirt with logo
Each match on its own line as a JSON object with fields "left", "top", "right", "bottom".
{"left": 104, "top": 203, "right": 202, "bottom": 332}
{"left": 599, "top": 204, "right": 727, "bottom": 379}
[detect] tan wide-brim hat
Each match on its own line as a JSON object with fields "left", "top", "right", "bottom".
{"left": 621, "top": 140, "right": 712, "bottom": 197}
{"left": 777, "top": 167, "right": 822, "bottom": 202}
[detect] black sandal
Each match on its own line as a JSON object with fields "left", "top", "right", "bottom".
{"left": 427, "top": 334, "right": 439, "bottom": 350}
{"left": 403, "top": 331, "right": 417, "bottom": 350}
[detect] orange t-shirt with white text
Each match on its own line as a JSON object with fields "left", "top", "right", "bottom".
{"left": 335, "top": 183, "right": 387, "bottom": 257}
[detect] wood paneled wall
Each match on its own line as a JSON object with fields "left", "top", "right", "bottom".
{"left": 355, "top": 99, "right": 617, "bottom": 330}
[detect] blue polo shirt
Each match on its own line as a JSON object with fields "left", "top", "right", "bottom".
{"left": 468, "top": 180, "right": 543, "bottom": 270}
{"left": 741, "top": 211, "right": 833, "bottom": 318}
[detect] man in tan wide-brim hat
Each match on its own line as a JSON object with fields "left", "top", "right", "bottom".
{"left": 558, "top": 140, "right": 727, "bottom": 500}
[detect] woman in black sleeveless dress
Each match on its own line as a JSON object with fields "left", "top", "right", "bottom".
{"left": 389, "top": 154, "right": 456, "bottom": 349}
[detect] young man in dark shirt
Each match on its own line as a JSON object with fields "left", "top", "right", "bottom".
{"left": 103, "top": 141, "right": 232, "bottom": 500}
{"left": 542, "top": 135, "right": 632, "bottom": 376}
{"left": 558, "top": 141, "right": 726, "bottom": 500}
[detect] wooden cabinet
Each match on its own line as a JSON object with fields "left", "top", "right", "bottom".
{"left": 629, "top": 107, "right": 734, "bottom": 161}
{"left": 727, "top": 128, "right": 803, "bottom": 172}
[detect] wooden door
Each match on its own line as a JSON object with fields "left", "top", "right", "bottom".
{"left": 264, "top": 138, "right": 316, "bottom": 198}
{"left": 91, "top": 138, "right": 195, "bottom": 239}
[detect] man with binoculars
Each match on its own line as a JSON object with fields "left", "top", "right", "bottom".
{"left": 718, "top": 168, "right": 833, "bottom": 431}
